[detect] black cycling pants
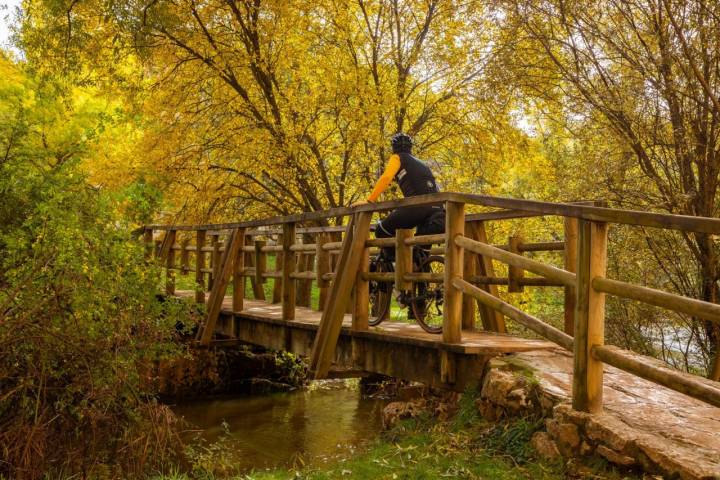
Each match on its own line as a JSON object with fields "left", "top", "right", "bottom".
{"left": 375, "top": 205, "right": 445, "bottom": 261}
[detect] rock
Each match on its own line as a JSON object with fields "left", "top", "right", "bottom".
{"left": 557, "top": 422, "right": 581, "bottom": 449}
{"left": 481, "top": 370, "right": 519, "bottom": 405}
{"left": 398, "top": 384, "right": 428, "bottom": 401}
{"left": 554, "top": 403, "right": 590, "bottom": 427}
{"left": 597, "top": 445, "right": 635, "bottom": 467}
{"left": 239, "top": 377, "right": 293, "bottom": 394}
{"left": 585, "top": 415, "right": 637, "bottom": 452}
{"left": 531, "top": 431, "right": 561, "bottom": 460}
{"left": 505, "top": 388, "right": 529, "bottom": 412}
{"left": 475, "top": 399, "right": 500, "bottom": 421}
{"left": 634, "top": 434, "right": 720, "bottom": 480}
{"left": 579, "top": 441, "right": 593, "bottom": 456}
{"left": 434, "top": 402, "right": 454, "bottom": 420}
{"left": 546, "top": 418, "right": 580, "bottom": 452}
{"left": 382, "top": 400, "right": 427, "bottom": 429}
{"left": 539, "top": 392, "right": 557, "bottom": 414}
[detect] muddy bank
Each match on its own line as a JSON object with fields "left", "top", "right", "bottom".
{"left": 144, "top": 344, "right": 307, "bottom": 400}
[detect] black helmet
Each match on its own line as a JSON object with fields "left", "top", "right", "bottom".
{"left": 390, "top": 132, "right": 413, "bottom": 153}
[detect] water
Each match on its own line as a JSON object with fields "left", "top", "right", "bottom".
{"left": 172, "top": 380, "right": 387, "bottom": 472}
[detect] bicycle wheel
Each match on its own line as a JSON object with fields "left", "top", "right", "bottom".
{"left": 411, "top": 255, "right": 444, "bottom": 334}
{"left": 368, "top": 257, "right": 393, "bottom": 326}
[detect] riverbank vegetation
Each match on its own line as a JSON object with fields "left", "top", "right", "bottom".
{"left": 156, "top": 387, "right": 639, "bottom": 480}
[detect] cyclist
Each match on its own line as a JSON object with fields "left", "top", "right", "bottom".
{"left": 354, "top": 133, "right": 445, "bottom": 318}
{"left": 357, "top": 132, "right": 445, "bottom": 249}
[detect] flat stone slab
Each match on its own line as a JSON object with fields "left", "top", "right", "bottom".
{"left": 508, "top": 349, "right": 720, "bottom": 478}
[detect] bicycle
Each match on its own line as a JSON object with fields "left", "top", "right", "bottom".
{"left": 367, "top": 246, "right": 445, "bottom": 334}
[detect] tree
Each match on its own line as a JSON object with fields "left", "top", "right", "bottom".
{"left": 20, "top": 0, "right": 531, "bottom": 222}
{"left": 503, "top": 0, "right": 720, "bottom": 379}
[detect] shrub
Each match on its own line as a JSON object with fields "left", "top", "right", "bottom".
{"left": 0, "top": 57, "right": 184, "bottom": 479}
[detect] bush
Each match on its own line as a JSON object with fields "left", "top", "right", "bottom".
{"left": 0, "top": 57, "right": 184, "bottom": 479}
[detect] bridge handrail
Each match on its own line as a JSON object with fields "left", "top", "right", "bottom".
{"left": 146, "top": 192, "right": 720, "bottom": 234}
{"left": 143, "top": 191, "right": 720, "bottom": 413}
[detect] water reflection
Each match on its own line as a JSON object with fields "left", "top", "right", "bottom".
{"left": 172, "top": 380, "right": 387, "bottom": 471}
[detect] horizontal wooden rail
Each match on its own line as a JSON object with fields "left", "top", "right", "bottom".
{"left": 290, "top": 271, "right": 316, "bottom": 280}
{"left": 470, "top": 276, "right": 565, "bottom": 287}
{"left": 365, "top": 238, "right": 395, "bottom": 247}
{"left": 146, "top": 192, "right": 720, "bottom": 234}
{"left": 405, "top": 234, "right": 445, "bottom": 246}
{"left": 322, "top": 241, "right": 343, "bottom": 251}
{"left": 455, "top": 235, "right": 577, "bottom": 287}
{"left": 453, "top": 278, "right": 574, "bottom": 350}
{"left": 519, "top": 241, "right": 565, "bottom": 252}
{"left": 361, "top": 272, "right": 395, "bottom": 282}
{"left": 592, "top": 277, "right": 720, "bottom": 324}
{"left": 404, "top": 272, "right": 444, "bottom": 283}
{"left": 592, "top": 345, "right": 720, "bottom": 408}
{"left": 167, "top": 237, "right": 561, "bottom": 255}
{"left": 449, "top": 193, "right": 720, "bottom": 234}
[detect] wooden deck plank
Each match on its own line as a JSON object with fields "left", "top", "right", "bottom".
{"left": 176, "top": 290, "right": 558, "bottom": 355}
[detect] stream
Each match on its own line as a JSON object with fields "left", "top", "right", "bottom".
{"left": 171, "top": 379, "right": 388, "bottom": 472}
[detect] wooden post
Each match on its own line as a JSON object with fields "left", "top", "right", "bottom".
{"left": 294, "top": 251, "right": 305, "bottom": 305}
{"left": 272, "top": 235, "right": 283, "bottom": 304}
{"left": 299, "top": 251, "right": 314, "bottom": 307}
{"left": 246, "top": 237, "right": 266, "bottom": 301}
{"left": 282, "top": 223, "right": 297, "bottom": 320}
{"left": 310, "top": 212, "right": 372, "bottom": 379}
{"left": 353, "top": 240, "right": 370, "bottom": 331}
{"left": 572, "top": 220, "right": 608, "bottom": 414}
{"left": 233, "top": 228, "right": 246, "bottom": 312}
{"left": 199, "top": 229, "right": 244, "bottom": 345}
{"left": 462, "top": 228, "right": 477, "bottom": 330}
{"left": 195, "top": 230, "right": 207, "bottom": 304}
{"left": 296, "top": 232, "right": 314, "bottom": 308}
{"left": 157, "top": 229, "right": 175, "bottom": 262}
{"left": 564, "top": 218, "right": 579, "bottom": 335}
{"left": 469, "top": 221, "right": 506, "bottom": 333}
{"left": 508, "top": 235, "right": 524, "bottom": 293}
{"left": 395, "top": 229, "right": 414, "bottom": 292}
{"left": 316, "top": 233, "right": 331, "bottom": 310}
{"left": 165, "top": 230, "right": 177, "bottom": 296}
{"left": 208, "top": 233, "right": 220, "bottom": 291}
{"left": 254, "top": 239, "right": 267, "bottom": 289}
{"left": 442, "top": 201, "right": 465, "bottom": 384}
{"left": 143, "top": 228, "right": 154, "bottom": 259}
{"left": 180, "top": 238, "right": 191, "bottom": 275}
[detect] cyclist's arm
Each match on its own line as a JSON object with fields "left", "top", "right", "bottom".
{"left": 367, "top": 154, "right": 400, "bottom": 202}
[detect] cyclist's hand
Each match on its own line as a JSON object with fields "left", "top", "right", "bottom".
{"left": 351, "top": 200, "right": 368, "bottom": 208}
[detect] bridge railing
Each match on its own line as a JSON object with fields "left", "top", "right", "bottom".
{"left": 144, "top": 192, "right": 720, "bottom": 413}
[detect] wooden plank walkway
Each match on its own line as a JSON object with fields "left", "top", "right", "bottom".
{"left": 177, "top": 290, "right": 558, "bottom": 355}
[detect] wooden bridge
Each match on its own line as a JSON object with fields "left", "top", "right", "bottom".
{"left": 146, "top": 192, "right": 720, "bottom": 477}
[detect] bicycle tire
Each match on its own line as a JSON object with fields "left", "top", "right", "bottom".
{"left": 411, "top": 255, "right": 444, "bottom": 334}
{"left": 368, "top": 257, "right": 393, "bottom": 326}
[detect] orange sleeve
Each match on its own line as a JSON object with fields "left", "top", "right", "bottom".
{"left": 367, "top": 154, "right": 401, "bottom": 202}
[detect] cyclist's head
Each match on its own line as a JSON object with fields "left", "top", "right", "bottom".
{"left": 390, "top": 132, "right": 413, "bottom": 154}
